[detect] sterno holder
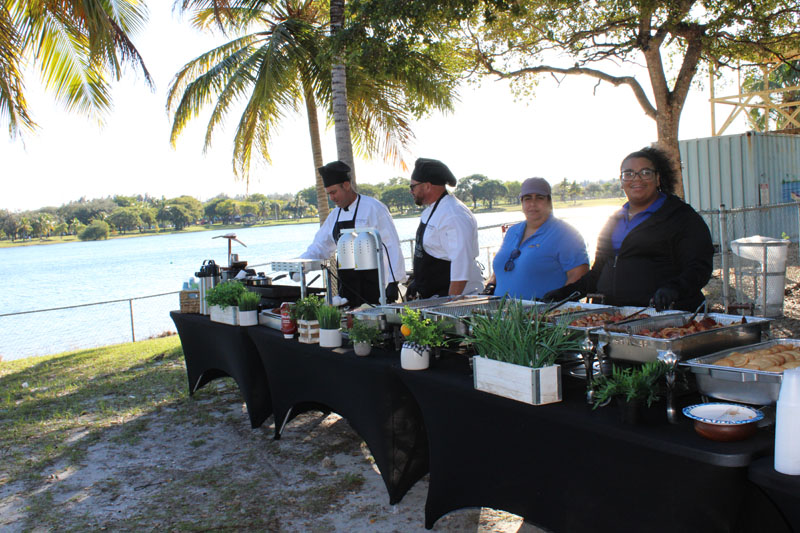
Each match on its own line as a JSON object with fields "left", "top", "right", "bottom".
{"left": 731, "top": 235, "right": 788, "bottom": 317}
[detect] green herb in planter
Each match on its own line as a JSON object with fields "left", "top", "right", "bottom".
{"left": 237, "top": 291, "right": 261, "bottom": 311}
{"left": 347, "top": 320, "right": 382, "bottom": 345}
{"left": 291, "top": 294, "right": 323, "bottom": 321}
{"left": 400, "top": 308, "right": 447, "bottom": 348}
{"left": 316, "top": 305, "right": 341, "bottom": 329}
{"left": 592, "top": 361, "right": 666, "bottom": 409}
{"left": 467, "top": 297, "right": 584, "bottom": 368}
{"left": 205, "top": 281, "right": 248, "bottom": 310}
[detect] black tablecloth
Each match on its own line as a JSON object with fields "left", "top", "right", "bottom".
{"left": 170, "top": 311, "right": 272, "bottom": 428}
{"left": 247, "top": 326, "right": 429, "bottom": 504}
{"left": 748, "top": 456, "right": 800, "bottom": 531}
{"left": 395, "top": 356, "right": 786, "bottom": 532}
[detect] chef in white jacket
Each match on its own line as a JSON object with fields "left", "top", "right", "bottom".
{"left": 298, "top": 161, "right": 406, "bottom": 306}
{"left": 406, "top": 158, "right": 483, "bottom": 298}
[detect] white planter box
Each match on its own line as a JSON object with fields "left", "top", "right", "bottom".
{"left": 473, "top": 356, "right": 562, "bottom": 405}
{"left": 238, "top": 309, "right": 258, "bottom": 326}
{"left": 210, "top": 305, "right": 239, "bottom": 326}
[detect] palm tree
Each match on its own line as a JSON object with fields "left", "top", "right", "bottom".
{"left": 1, "top": 0, "right": 152, "bottom": 137}
{"left": 329, "top": 0, "right": 355, "bottom": 180}
{"left": 171, "top": 0, "right": 456, "bottom": 224}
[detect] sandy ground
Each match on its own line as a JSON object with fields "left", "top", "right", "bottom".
{"left": 0, "top": 378, "right": 544, "bottom": 532}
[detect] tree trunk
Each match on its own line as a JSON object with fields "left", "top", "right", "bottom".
{"left": 654, "top": 109, "right": 684, "bottom": 199}
{"left": 303, "top": 84, "right": 330, "bottom": 224}
{"left": 330, "top": 0, "right": 357, "bottom": 188}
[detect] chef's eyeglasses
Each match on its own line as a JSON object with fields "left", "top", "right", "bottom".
{"left": 504, "top": 248, "right": 521, "bottom": 272}
{"left": 620, "top": 169, "right": 657, "bottom": 182}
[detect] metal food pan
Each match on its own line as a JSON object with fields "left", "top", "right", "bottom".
{"left": 680, "top": 339, "right": 799, "bottom": 405}
{"left": 422, "top": 299, "right": 540, "bottom": 336}
{"left": 596, "top": 312, "right": 772, "bottom": 363}
{"left": 350, "top": 307, "right": 390, "bottom": 331}
{"left": 379, "top": 295, "right": 499, "bottom": 324}
{"left": 258, "top": 310, "right": 282, "bottom": 330}
{"left": 551, "top": 306, "right": 682, "bottom": 333}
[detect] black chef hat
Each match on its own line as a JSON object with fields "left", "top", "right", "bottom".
{"left": 410, "top": 158, "right": 457, "bottom": 187}
{"left": 318, "top": 161, "right": 351, "bottom": 187}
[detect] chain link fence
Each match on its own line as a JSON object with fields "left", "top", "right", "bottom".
{"left": 0, "top": 293, "right": 179, "bottom": 362}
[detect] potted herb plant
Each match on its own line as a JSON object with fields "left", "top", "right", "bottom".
{"left": 592, "top": 361, "right": 666, "bottom": 424}
{"left": 237, "top": 291, "right": 261, "bottom": 326}
{"left": 399, "top": 308, "right": 447, "bottom": 370}
{"left": 347, "top": 320, "right": 382, "bottom": 356}
{"left": 317, "top": 304, "right": 342, "bottom": 348}
{"left": 466, "top": 297, "right": 585, "bottom": 405}
{"left": 292, "top": 295, "right": 322, "bottom": 344}
{"left": 205, "top": 280, "right": 248, "bottom": 325}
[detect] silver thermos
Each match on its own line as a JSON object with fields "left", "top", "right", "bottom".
{"left": 195, "top": 260, "right": 221, "bottom": 315}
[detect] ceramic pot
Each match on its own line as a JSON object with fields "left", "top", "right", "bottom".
{"left": 319, "top": 328, "right": 342, "bottom": 348}
{"left": 401, "top": 342, "right": 430, "bottom": 370}
{"left": 238, "top": 309, "right": 258, "bottom": 326}
{"left": 353, "top": 342, "right": 372, "bottom": 356}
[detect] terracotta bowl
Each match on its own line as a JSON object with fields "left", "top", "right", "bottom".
{"left": 683, "top": 403, "right": 763, "bottom": 442}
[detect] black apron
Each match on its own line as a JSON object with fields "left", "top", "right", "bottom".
{"left": 332, "top": 195, "right": 380, "bottom": 306}
{"left": 411, "top": 193, "right": 451, "bottom": 299}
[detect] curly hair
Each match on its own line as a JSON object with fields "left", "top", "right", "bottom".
{"left": 621, "top": 146, "right": 676, "bottom": 195}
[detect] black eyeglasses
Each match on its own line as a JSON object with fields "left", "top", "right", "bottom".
{"left": 620, "top": 169, "right": 657, "bottom": 182}
{"left": 504, "top": 248, "right": 521, "bottom": 272}
{"left": 409, "top": 182, "right": 423, "bottom": 192}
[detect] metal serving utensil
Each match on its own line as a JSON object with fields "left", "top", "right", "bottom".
{"left": 612, "top": 306, "right": 651, "bottom": 326}
{"left": 542, "top": 291, "right": 581, "bottom": 316}
{"left": 658, "top": 349, "right": 680, "bottom": 424}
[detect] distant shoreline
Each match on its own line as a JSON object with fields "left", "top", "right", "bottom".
{"left": 0, "top": 197, "right": 625, "bottom": 249}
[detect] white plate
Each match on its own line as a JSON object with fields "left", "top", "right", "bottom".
{"left": 682, "top": 402, "right": 763, "bottom": 425}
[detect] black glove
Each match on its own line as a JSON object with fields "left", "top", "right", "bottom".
{"left": 405, "top": 280, "right": 418, "bottom": 301}
{"left": 480, "top": 283, "right": 496, "bottom": 295}
{"left": 385, "top": 282, "right": 399, "bottom": 303}
{"left": 652, "top": 287, "right": 679, "bottom": 312}
{"left": 542, "top": 284, "right": 581, "bottom": 303}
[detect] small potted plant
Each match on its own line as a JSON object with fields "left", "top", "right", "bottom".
{"left": 237, "top": 291, "right": 261, "bottom": 326}
{"left": 205, "top": 280, "right": 248, "bottom": 325}
{"left": 347, "top": 320, "right": 382, "bottom": 356}
{"left": 399, "top": 308, "right": 447, "bottom": 370}
{"left": 317, "top": 304, "right": 342, "bottom": 348}
{"left": 467, "top": 297, "right": 584, "bottom": 405}
{"left": 292, "top": 294, "right": 323, "bottom": 343}
{"left": 592, "top": 361, "right": 666, "bottom": 424}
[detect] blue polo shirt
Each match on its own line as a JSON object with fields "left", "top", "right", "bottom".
{"left": 493, "top": 215, "right": 590, "bottom": 300}
{"left": 611, "top": 193, "right": 667, "bottom": 252}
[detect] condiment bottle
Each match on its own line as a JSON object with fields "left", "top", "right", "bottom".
{"left": 775, "top": 367, "right": 800, "bottom": 475}
{"left": 280, "top": 302, "right": 296, "bottom": 339}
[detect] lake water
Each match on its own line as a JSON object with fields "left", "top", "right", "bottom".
{"left": 0, "top": 204, "right": 619, "bottom": 361}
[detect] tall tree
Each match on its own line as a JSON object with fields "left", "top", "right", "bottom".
{"left": 2, "top": 0, "right": 152, "bottom": 137}
{"left": 353, "top": 0, "right": 800, "bottom": 197}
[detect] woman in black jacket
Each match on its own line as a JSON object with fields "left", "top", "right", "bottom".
{"left": 544, "top": 147, "right": 713, "bottom": 311}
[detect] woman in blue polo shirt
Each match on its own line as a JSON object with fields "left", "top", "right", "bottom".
{"left": 483, "top": 177, "right": 589, "bottom": 300}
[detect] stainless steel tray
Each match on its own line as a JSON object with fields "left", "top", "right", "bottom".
{"left": 680, "top": 339, "right": 799, "bottom": 405}
{"left": 258, "top": 310, "right": 282, "bottom": 330}
{"left": 422, "top": 298, "right": 539, "bottom": 336}
{"left": 377, "top": 295, "right": 495, "bottom": 324}
{"left": 350, "top": 307, "right": 390, "bottom": 331}
{"left": 595, "top": 312, "right": 772, "bottom": 363}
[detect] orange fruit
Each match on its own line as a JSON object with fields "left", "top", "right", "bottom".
{"left": 400, "top": 324, "right": 411, "bottom": 337}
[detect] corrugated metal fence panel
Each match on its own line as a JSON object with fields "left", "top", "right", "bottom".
{"left": 680, "top": 132, "right": 800, "bottom": 241}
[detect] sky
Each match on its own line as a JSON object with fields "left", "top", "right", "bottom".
{"left": 1, "top": 3, "right": 750, "bottom": 212}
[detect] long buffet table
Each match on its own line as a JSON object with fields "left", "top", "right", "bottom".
{"left": 171, "top": 313, "right": 794, "bottom": 531}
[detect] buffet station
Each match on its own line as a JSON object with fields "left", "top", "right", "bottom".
{"left": 172, "top": 244, "right": 800, "bottom": 532}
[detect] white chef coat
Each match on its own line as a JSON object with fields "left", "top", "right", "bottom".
{"left": 418, "top": 194, "right": 483, "bottom": 294}
{"left": 300, "top": 194, "right": 407, "bottom": 285}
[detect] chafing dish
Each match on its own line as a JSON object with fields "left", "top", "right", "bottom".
{"left": 681, "top": 339, "right": 799, "bottom": 405}
{"left": 550, "top": 306, "right": 682, "bottom": 333}
{"left": 350, "top": 307, "right": 390, "bottom": 331}
{"left": 595, "top": 312, "right": 771, "bottom": 363}
{"left": 421, "top": 298, "right": 539, "bottom": 336}
{"left": 379, "top": 295, "right": 499, "bottom": 325}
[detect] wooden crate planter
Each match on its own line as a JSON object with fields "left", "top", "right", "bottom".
{"left": 473, "top": 356, "right": 562, "bottom": 405}
{"left": 210, "top": 305, "right": 239, "bottom": 326}
{"left": 297, "top": 320, "right": 320, "bottom": 344}
{"left": 179, "top": 290, "right": 200, "bottom": 314}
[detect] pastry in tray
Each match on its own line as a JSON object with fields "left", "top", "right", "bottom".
{"left": 712, "top": 344, "right": 800, "bottom": 373}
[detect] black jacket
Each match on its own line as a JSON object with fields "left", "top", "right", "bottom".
{"left": 573, "top": 194, "right": 713, "bottom": 311}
